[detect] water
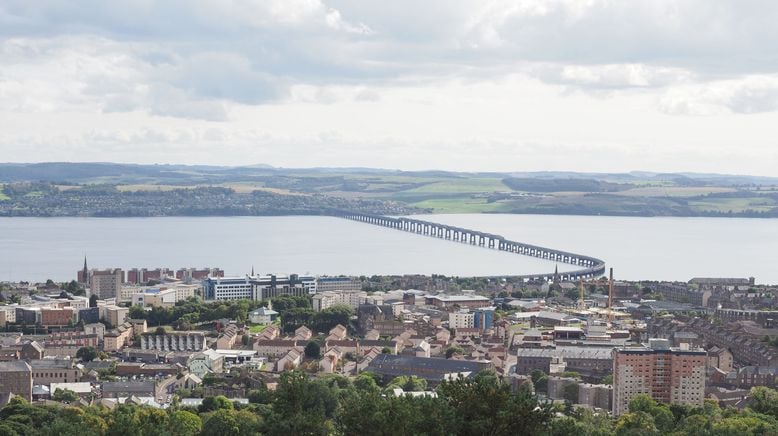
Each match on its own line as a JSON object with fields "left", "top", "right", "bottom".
{"left": 0, "top": 214, "right": 776, "bottom": 284}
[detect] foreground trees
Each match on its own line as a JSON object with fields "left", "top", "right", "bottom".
{"left": 4, "top": 373, "right": 778, "bottom": 435}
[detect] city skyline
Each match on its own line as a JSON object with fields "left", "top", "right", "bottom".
{"left": 2, "top": 1, "right": 778, "bottom": 175}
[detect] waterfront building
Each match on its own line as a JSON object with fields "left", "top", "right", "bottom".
{"left": 612, "top": 339, "right": 706, "bottom": 416}
{"left": 252, "top": 274, "right": 316, "bottom": 301}
{"left": 203, "top": 274, "right": 316, "bottom": 301}
{"left": 203, "top": 276, "right": 254, "bottom": 300}
{"left": 316, "top": 276, "right": 362, "bottom": 292}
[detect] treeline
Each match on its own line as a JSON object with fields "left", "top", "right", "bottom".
{"left": 502, "top": 178, "right": 628, "bottom": 193}
{"left": 128, "top": 296, "right": 353, "bottom": 335}
{"left": 0, "top": 370, "right": 554, "bottom": 436}
{"left": 128, "top": 298, "right": 265, "bottom": 329}
{"left": 4, "top": 371, "right": 778, "bottom": 435}
{"left": 270, "top": 295, "right": 353, "bottom": 334}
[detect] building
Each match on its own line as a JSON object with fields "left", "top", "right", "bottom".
{"left": 89, "top": 269, "right": 124, "bottom": 299}
{"left": 312, "top": 290, "right": 367, "bottom": 311}
{"left": 249, "top": 307, "right": 279, "bottom": 324}
{"left": 78, "top": 307, "right": 100, "bottom": 324}
{"left": 579, "top": 383, "right": 613, "bottom": 410}
{"left": 547, "top": 376, "right": 578, "bottom": 400}
{"left": 29, "top": 358, "right": 81, "bottom": 385}
{"left": 708, "top": 346, "right": 734, "bottom": 372}
{"left": 316, "top": 276, "right": 362, "bottom": 292}
{"left": 132, "top": 288, "right": 177, "bottom": 308}
{"left": 15, "top": 307, "right": 40, "bottom": 325}
{"left": 252, "top": 274, "right": 316, "bottom": 301}
{"left": 176, "top": 268, "right": 224, "bottom": 284}
{"left": 203, "top": 276, "right": 254, "bottom": 301}
{"left": 40, "top": 308, "right": 75, "bottom": 326}
{"left": 473, "top": 307, "right": 495, "bottom": 331}
{"left": 612, "top": 339, "right": 707, "bottom": 416}
{"left": 188, "top": 349, "right": 224, "bottom": 378}
{"left": 515, "top": 347, "right": 613, "bottom": 377}
{"left": 424, "top": 295, "right": 491, "bottom": 310}
{"left": 103, "top": 305, "right": 129, "bottom": 328}
{"left": 276, "top": 348, "right": 303, "bottom": 372}
{"left": 0, "top": 361, "right": 32, "bottom": 401}
{"left": 127, "top": 268, "right": 172, "bottom": 285}
{"left": 449, "top": 310, "right": 474, "bottom": 329}
{"left": 216, "top": 324, "right": 240, "bottom": 350}
{"left": 254, "top": 339, "right": 298, "bottom": 358}
{"left": 140, "top": 331, "right": 207, "bottom": 352}
{"left": 367, "top": 354, "right": 491, "bottom": 386}
{"left": 103, "top": 321, "right": 135, "bottom": 352}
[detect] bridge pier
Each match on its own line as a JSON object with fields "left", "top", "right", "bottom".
{"left": 338, "top": 212, "right": 605, "bottom": 282}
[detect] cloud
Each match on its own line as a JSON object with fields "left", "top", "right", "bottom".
{"left": 659, "top": 75, "right": 778, "bottom": 115}
{"left": 3, "top": 0, "right": 778, "bottom": 118}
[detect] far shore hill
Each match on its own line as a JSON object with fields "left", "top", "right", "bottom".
{"left": 1, "top": 162, "right": 778, "bottom": 218}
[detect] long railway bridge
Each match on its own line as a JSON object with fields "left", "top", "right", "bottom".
{"left": 337, "top": 211, "right": 606, "bottom": 281}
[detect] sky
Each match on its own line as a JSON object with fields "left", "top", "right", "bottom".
{"left": 1, "top": 0, "right": 778, "bottom": 175}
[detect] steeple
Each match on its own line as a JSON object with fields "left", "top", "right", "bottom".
{"left": 251, "top": 266, "right": 255, "bottom": 277}
{"left": 82, "top": 256, "right": 89, "bottom": 284}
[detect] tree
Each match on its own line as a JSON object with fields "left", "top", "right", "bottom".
{"left": 76, "top": 346, "right": 98, "bottom": 362}
{"left": 198, "top": 395, "right": 234, "bottom": 413}
{"left": 89, "top": 294, "right": 98, "bottom": 308}
{"left": 749, "top": 386, "right": 778, "bottom": 418}
{"left": 387, "top": 376, "right": 427, "bottom": 392}
{"left": 52, "top": 388, "right": 78, "bottom": 403}
{"left": 168, "top": 410, "right": 201, "bottom": 436}
{"left": 562, "top": 382, "right": 579, "bottom": 404}
{"left": 445, "top": 346, "right": 464, "bottom": 358}
{"left": 602, "top": 374, "right": 613, "bottom": 385}
{"left": 304, "top": 341, "right": 321, "bottom": 358}
{"left": 201, "top": 409, "right": 239, "bottom": 436}
{"left": 437, "top": 370, "right": 553, "bottom": 435}
{"left": 128, "top": 305, "right": 146, "bottom": 320}
{"left": 615, "top": 411, "right": 657, "bottom": 436}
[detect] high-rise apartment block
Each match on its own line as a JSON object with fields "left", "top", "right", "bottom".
{"left": 612, "top": 339, "right": 706, "bottom": 416}
{"left": 88, "top": 269, "right": 124, "bottom": 299}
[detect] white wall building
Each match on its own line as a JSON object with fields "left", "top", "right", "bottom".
{"left": 312, "top": 290, "right": 368, "bottom": 311}
{"left": 449, "top": 310, "right": 475, "bottom": 329}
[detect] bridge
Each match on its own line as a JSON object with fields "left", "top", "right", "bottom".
{"left": 337, "top": 212, "right": 606, "bottom": 281}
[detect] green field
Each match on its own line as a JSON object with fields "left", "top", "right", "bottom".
{"left": 614, "top": 186, "right": 737, "bottom": 197}
{"left": 0, "top": 188, "right": 8, "bottom": 201}
{"left": 411, "top": 197, "right": 510, "bottom": 213}
{"left": 689, "top": 197, "right": 776, "bottom": 213}
{"left": 404, "top": 178, "right": 510, "bottom": 194}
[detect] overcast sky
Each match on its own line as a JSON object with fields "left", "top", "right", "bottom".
{"left": 2, "top": 1, "right": 778, "bottom": 175}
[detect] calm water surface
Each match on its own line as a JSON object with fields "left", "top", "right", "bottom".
{"left": 0, "top": 214, "right": 776, "bottom": 284}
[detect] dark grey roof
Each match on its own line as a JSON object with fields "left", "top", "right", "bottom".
{"left": 0, "top": 360, "right": 31, "bottom": 372}
{"left": 368, "top": 354, "right": 488, "bottom": 379}
{"left": 102, "top": 381, "right": 155, "bottom": 393}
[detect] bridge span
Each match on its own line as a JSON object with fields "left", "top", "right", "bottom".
{"left": 337, "top": 212, "right": 606, "bottom": 281}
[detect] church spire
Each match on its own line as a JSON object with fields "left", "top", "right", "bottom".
{"left": 251, "top": 265, "right": 255, "bottom": 276}
{"left": 82, "top": 256, "right": 89, "bottom": 284}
